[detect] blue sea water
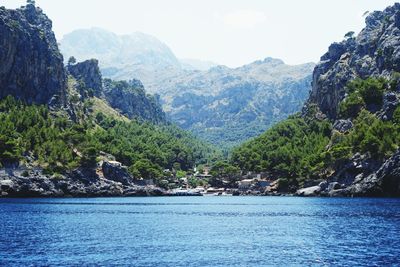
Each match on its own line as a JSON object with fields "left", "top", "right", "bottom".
{"left": 0, "top": 197, "right": 400, "bottom": 266}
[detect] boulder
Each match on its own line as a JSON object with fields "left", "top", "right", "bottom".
{"left": 327, "top": 182, "right": 341, "bottom": 191}
{"left": 333, "top": 119, "right": 353, "bottom": 133}
{"left": 295, "top": 185, "right": 321, "bottom": 196}
{"left": 318, "top": 181, "right": 328, "bottom": 191}
{"left": 101, "top": 161, "right": 133, "bottom": 185}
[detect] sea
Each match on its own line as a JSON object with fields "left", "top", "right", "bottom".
{"left": 1, "top": 196, "right": 400, "bottom": 266}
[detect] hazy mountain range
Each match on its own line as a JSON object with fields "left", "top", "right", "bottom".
{"left": 61, "top": 28, "right": 315, "bottom": 147}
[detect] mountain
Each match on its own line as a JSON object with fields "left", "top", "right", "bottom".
{"left": 0, "top": 3, "right": 219, "bottom": 197}
{"left": 308, "top": 3, "right": 400, "bottom": 119}
{"left": 61, "top": 28, "right": 181, "bottom": 69}
{"left": 180, "top": 58, "right": 218, "bottom": 71}
{"left": 67, "top": 59, "right": 166, "bottom": 124}
{"left": 0, "top": 4, "right": 66, "bottom": 106}
{"left": 232, "top": 3, "right": 400, "bottom": 197}
{"left": 61, "top": 29, "right": 315, "bottom": 147}
{"left": 163, "top": 58, "right": 315, "bottom": 147}
{"left": 60, "top": 28, "right": 183, "bottom": 87}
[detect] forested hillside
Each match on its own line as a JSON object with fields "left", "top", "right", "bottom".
{"left": 231, "top": 4, "right": 400, "bottom": 197}
{"left": 0, "top": 96, "right": 218, "bottom": 178}
{"left": 0, "top": 2, "right": 220, "bottom": 197}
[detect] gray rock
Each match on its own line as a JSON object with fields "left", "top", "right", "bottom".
{"left": 378, "top": 92, "right": 399, "bottom": 120}
{"left": 0, "top": 4, "right": 66, "bottom": 106}
{"left": 307, "top": 3, "right": 400, "bottom": 119}
{"left": 0, "top": 165, "right": 167, "bottom": 197}
{"left": 318, "top": 181, "right": 328, "bottom": 191}
{"left": 295, "top": 185, "right": 321, "bottom": 196}
{"left": 327, "top": 182, "right": 341, "bottom": 191}
{"left": 347, "top": 150, "right": 400, "bottom": 196}
{"left": 103, "top": 79, "right": 166, "bottom": 124}
{"left": 101, "top": 161, "right": 133, "bottom": 186}
{"left": 333, "top": 119, "right": 353, "bottom": 133}
{"left": 68, "top": 59, "right": 103, "bottom": 97}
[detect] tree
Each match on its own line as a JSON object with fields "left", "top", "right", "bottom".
{"left": 68, "top": 56, "right": 76, "bottom": 66}
{"left": 80, "top": 146, "right": 98, "bottom": 167}
{"left": 344, "top": 31, "right": 355, "bottom": 39}
{"left": 129, "top": 159, "right": 162, "bottom": 180}
{"left": 0, "top": 134, "right": 20, "bottom": 166}
{"left": 210, "top": 160, "right": 241, "bottom": 187}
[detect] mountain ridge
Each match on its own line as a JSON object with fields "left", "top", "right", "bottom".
{"left": 61, "top": 28, "right": 315, "bottom": 147}
{"left": 232, "top": 3, "right": 400, "bottom": 197}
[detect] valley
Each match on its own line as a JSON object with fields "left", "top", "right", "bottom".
{"left": 61, "top": 29, "right": 315, "bottom": 147}
{"left": 0, "top": 1, "right": 400, "bottom": 198}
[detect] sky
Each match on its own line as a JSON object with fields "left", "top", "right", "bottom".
{"left": 2, "top": 0, "right": 398, "bottom": 67}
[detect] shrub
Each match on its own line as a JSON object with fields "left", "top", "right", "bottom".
{"left": 339, "top": 92, "right": 365, "bottom": 118}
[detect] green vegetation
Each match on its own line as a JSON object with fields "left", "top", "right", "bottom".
{"left": 231, "top": 114, "right": 331, "bottom": 188}
{"left": 0, "top": 96, "right": 86, "bottom": 171}
{"left": 2, "top": 76, "right": 398, "bottom": 190}
{"left": 209, "top": 160, "right": 241, "bottom": 187}
{"left": 0, "top": 96, "right": 219, "bottom": 183}
{"left": 230, "top": 77, "right": 400, "bottom": 189}
{"left": 339, "top": 77, "right": 388, "bottom": 118}
{"left": 327, "top": 110, "right": 399, "bottom": 163}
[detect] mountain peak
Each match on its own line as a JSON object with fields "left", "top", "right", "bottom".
{"left": 60, "top": 27, "right": 181, "bottom": 69}
{"left": 261, "top": 57, "right": 285, "bottom": 65}
{"left": 309, "top": 2, "right": 400, "bottom": 119}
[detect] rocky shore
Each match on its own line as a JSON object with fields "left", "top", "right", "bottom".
{"left": 295, "top": 150, "right": 400, "bottom": 197}
{"left": 2, "top": 150, "right": 399, "bottom": 198}
{"left": 0, "top": 161, "right": 166, "bottom": 198}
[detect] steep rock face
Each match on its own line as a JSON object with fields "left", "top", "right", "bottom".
{"left": 0, "top": 165, "right": 166, "bottom": 197}
{"left": 101, "top": 161, "right": 133, "bottom": 186}
{"left": 67, "top": 59, "right": 103, "bottom": 97}
{"left": 297, "top": 150, "right": 400, "bottom": 197}
{"left": 345, "top": 150, "right": 400, "bottom": 197}
{"left": 103, "top": 79, "right": 166, "bottom": 123}
{"left": 0, "top": 4, "right": 66, "bottom": 105}
{"left": 309, "top": 3, "right": 400, "bottom": 119}
{"left": 292, "top": 3, "right": 400, "bottom": 197}
{"left": 66, "top": 59, "right": 166, "bottom": 123}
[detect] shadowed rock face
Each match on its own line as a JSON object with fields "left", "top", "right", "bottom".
{"left": 68, "top": 59, "right": 103, "bottom": 97}
{"left": 67, "top": 59, "right": 166, "bottom": 123}
{"left": 309, "top": 3, "right": 400, "bottom": 119}
{"left": 0, "top": 4, "right": 66, "bottom": 105}
{"left": 103, "top": 79, "right": 166, "bottom": 124}
{"left": 0, "top": 162, "right": 166, "bottom": 198}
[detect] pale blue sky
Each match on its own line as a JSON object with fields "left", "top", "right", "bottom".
{"left": 2, "top": 0, "right": 398, "bottom": 67}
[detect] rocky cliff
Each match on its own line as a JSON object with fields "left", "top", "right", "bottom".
{"left": 296, "top": 3, "right": 400, "bottom": 197}
{"left": 103, "top": 79, "right": 166, "bottom": 123}
{"left": 67, "top": 59, "right": 166, "bottom": 123}
{"left": 0, "top": 4, "right": 66, "bottom": 105}
{"left": 309, "top": 3, "right": 400, "bottom": 119}
{"left": 67, "top": 59, "right": 103, "bottom": 97}
{"left": 0, "top": 4, "right": 190, "bottom": 198}
{"left": 0, "top": 160, "right": 166, "bottom": 197}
